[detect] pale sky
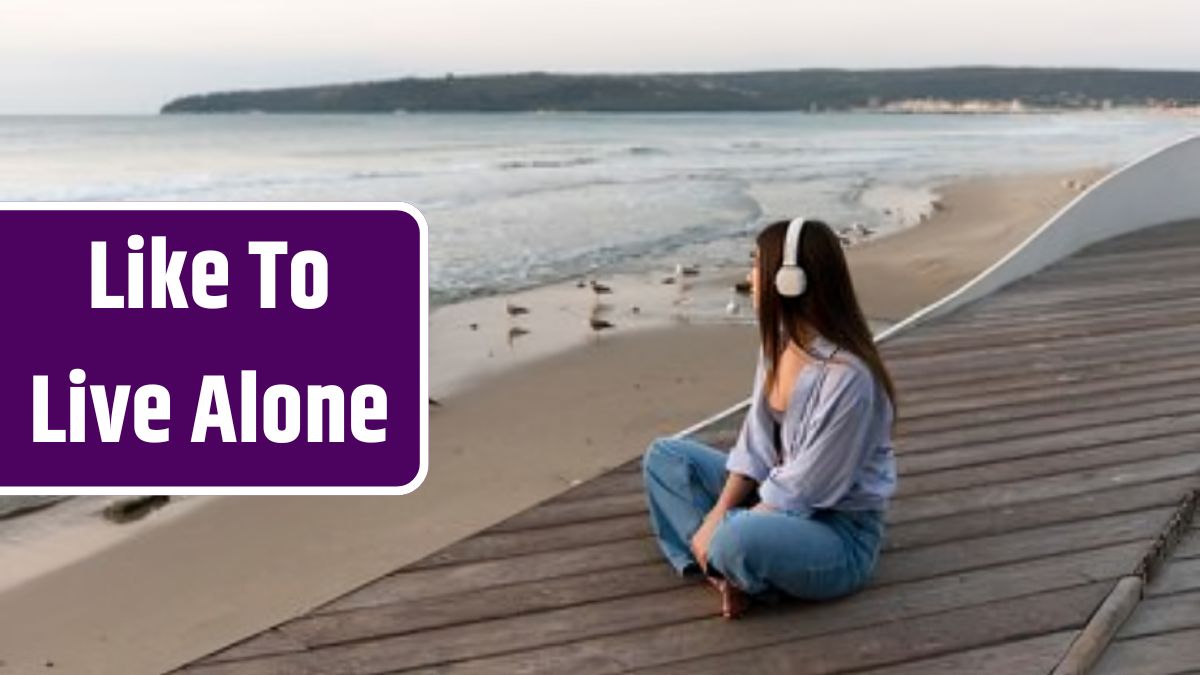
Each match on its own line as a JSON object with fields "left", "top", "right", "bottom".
{"left": 2, "top": 0, "right": 1198, "bottom": 114}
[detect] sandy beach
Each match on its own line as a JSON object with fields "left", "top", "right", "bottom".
{"left": 0, "top": 166, "right": 1108, "bottom": 675}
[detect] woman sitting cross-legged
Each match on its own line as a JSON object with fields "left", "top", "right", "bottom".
{"left": 642, "top": 217, "right": 899, "bottom": 619}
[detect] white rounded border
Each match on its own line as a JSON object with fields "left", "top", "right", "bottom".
{"left": 1, "top": 201, "right": 429, "bottom": 497}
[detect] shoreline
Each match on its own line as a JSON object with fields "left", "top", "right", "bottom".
{"left": 0, "top": 164, "right": 1109, "bottom": 675}
{"left": 430, "top": 164, "right": 1109, "bottom": 400}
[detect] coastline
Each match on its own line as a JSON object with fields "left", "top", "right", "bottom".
{"left": 0, "top": 165, "right": 1108, "bottom": 675}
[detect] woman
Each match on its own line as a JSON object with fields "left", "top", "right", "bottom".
{"left": 642, "top": 217, "right": 898, "bottom": 619}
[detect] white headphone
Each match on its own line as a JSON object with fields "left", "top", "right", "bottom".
{"left": 774, "top": 217, "right": 809, "bottom": 297}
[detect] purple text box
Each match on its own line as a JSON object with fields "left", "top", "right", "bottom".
{"left": 2, "top": 207, "right": 425, "bottom": 492}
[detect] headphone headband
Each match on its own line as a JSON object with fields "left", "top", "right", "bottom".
{"left": 775, "top": 217, "right": 810, "bottom": 297}
{"left": 782, "top": 217, "right": 807, "bottom": 268}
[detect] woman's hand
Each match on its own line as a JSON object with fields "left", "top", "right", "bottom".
{"left": 690, "top": 510, "right": 723, "bottom": 573}
{"left": 691, "top": 472, "right": 760, "bottom": 572}
{"left": 751, "top": 502, "right": 776, "bottom": 514}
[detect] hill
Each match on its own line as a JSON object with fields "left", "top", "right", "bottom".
{"left": 161, "top": 67, "right": 1200, "bottom": 114}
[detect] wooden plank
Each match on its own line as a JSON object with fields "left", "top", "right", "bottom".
{"left": 924, "top": 285, "right": 1200, "bottom": 334}
{"left": 899, "top": 434, "right": 1200, "bottom": 496}
{"left": 904, "top": 290, "right": 1200, "bottom": 340}
{"left": 1176, "top": 531, "right": 1200, "bottom": 560}
{"left": 899, "top": 365, "right": 1200, "bottom": 427}
{"left": 891, "top": 280, "right": 1200, "bottom": 335}
{"left": 1146, "top": 558, "right": 1200, "bottom": 597}
{"left": 896, "top": 396, "right": 1200, "bottom": 455}
{"left": 197, "top": 629, "right": 308, "bottom": 665}
{"left": 1034, "top": 249, "right": 1200, "bottom": 283}
{"left": 899, "top": 347, "right": 1200, "bottom": 410}
{"left": 317, "top": 537, "right": 663, "bottom": 613}
{"left": 372, "top": 543, "right": 1144, "bottom": 675}
{"left": 279, "top": 562, "right": 686, "bottom": 649}
{"left": 1042, "top": 255, "right": 1200, "bottom": 285}
{"left": 980, "top": 273, "right": 1200, "bottom": 310}
{"left": 409, "top": 513, "right": 650, "bottom": 569}
{"left": 874, "top": 508, "right": 1171, "bottom": 586}
{"left": 1027, "top": 247, "right": 1200, "bottom": 278}
{"left": 883, "top": 316, "right": 1200, "bottom": 369}
{"left": 633, "top": 585, "right": 1107, "bottom": 675}
{"left": 1091, "top": 628, "right": 1200, "bottom": 675}
{"left": 885, "top": 324, "right": 1200, "bottom": 378}
{"left": 976, "top": 276, "right": 1200, "bottom": 313}
{"left": 888, "top": 477, "right": 1196, "bottom": 551}
{"left": 848, "top": 630, "right": 1078, "bottom": 675}
{"left": 881, "top": 304, "right": 1200, "bottom": 359}
{"left": 884, "top": 324, "right": 1200, "bottom": 386}
{"left": 903, "top": 415, "right": 1200, "bottom": 474}
{"left": 891, "top": 454, "right": 1200, "bottom": 524}
{"left": 899, "top": 377, "right": 1200, "bottom": 436}
{"left": 893, "top": 349, "right": 1200, "bottom": 412}
{"left": 882, "top": 312, "right": 1200, "bottom": 366}
{"left": 1081, "top": 224, "right": 1200, "bottom": 255}
{"left": 897, "top": 344, "right": 1200, "bottom": 407}
{"left": 1118, "top": 590, "right": 1200, "bottom": 639}
{"left": 1056, "top": 239, "right": 1200, "bottom": 266}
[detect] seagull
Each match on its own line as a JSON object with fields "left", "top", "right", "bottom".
{"left": 508, "top": 326, "right": 530, "bottom": 339}
{"left": 590, "top": 280, "right": 612, "bottom": 295}
{"left": 505, "top": 302, "right": 530, "bottom": 317}
{"left": 726, "top": 292, "right": 740, "bottom": 316}
{"left": 590, "top": 318, "right": 615, "bottom": 331}
{"left": 675, "top": 264, "right": 700, "bottom": 277}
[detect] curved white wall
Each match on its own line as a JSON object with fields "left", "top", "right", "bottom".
{"left": 677, "top": 133, "right": 1200, "bottom": 438}
{"left": 876, "top": 133, "right": 1200, "bottom": 343}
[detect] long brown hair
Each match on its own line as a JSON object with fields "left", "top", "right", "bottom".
{"left": 755, "top": 219, "right": 898, "bottom": 421}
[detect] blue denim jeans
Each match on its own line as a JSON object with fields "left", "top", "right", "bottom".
{"left": 642, "top": 436, "right": 885, "bottom": 600}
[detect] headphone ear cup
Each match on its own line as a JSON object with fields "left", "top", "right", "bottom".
{"left": 775, "top": 266, "right": 803, "bottom": 297}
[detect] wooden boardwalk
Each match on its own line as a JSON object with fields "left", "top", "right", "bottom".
{"left": 177, "top": 218, "right": 1200, "bottom": 675}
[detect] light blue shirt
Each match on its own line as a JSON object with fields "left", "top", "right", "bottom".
{"left": 725, "top": 333, "right": 897, "bottom": 515}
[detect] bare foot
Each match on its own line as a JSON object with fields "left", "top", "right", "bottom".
{"left": 705, "top": 577, "right": 750, "bottom": 619}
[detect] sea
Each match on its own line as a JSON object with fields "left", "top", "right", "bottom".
{"left": 1, "top": 112, "right": 1197, "bottom": 309}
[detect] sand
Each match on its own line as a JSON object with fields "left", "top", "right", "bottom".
{"left": 0, "top": 166, "right": 1106, "bottom": 675}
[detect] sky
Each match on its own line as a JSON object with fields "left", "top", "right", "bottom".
{"left": 2, "top": 0, "right": 1198, "bottom": 114}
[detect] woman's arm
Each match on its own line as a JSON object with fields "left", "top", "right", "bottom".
{"left": 691, "top": 471, "right": 757, "bottom": 571}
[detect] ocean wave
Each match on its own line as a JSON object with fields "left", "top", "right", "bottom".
{"left": 0, "top": 167, "right": 422, "bottom": 202}
{"left": 626, "top": 145, "right": 667, "bottom": 156}
{"left": 432, "top": 186, "right": 764, "bottom": 306}
{"left": 496, "top": 157, "right": 599, "bottom": 170}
